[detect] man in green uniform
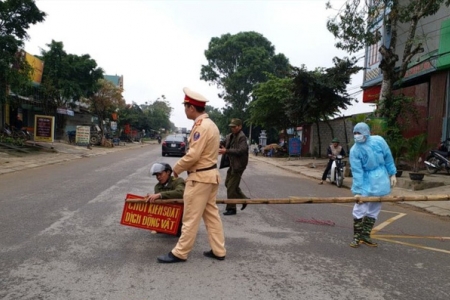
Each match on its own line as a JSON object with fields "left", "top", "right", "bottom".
{"left": 146, "top": 162, "right": 185, "bottom": 237}
{"left": 219, "top": 118, "right": 249, "bottom": 215}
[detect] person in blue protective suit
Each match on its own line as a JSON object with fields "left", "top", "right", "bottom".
{"left": 349, "top": 122, "right": 397, "bottom": 248}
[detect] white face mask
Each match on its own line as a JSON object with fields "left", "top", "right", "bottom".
{"left": 354, "top": 134, "right": 365, "bottom": 143}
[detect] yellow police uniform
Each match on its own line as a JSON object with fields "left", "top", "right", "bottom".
{"left": 170, "top": 94, "right": 226, "bottom": 260}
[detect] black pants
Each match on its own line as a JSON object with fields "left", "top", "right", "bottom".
{"left": 321, "top": 159, "right": 334, "bottom": 181}
{"left": 225, "top": 168, "right": 248, "bottom": 211}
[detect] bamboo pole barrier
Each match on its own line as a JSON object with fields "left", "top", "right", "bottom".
{"left": 125, "top": 194, "right": 450, "bottom": 204}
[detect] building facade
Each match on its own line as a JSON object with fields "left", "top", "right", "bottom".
{"left": 361, "top": 2, "right": 450, "bottom": 145}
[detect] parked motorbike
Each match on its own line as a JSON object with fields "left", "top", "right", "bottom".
{"left": 327, "top": 155, "right": 345, "bottom": 187}
{"left": 424, "top": 138, "right": 450, "bottom": 174}
{"left": 1, "top": 123, "right": 12, "bottom": 137}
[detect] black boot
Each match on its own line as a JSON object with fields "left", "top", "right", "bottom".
{"left": 349, "top": 218, "right": 363, "bottom": 248}
{"left": 360, "top": 217, "right": 378, "bottom": 247}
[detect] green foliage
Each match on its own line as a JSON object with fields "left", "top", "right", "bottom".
{"left": 37, "top": 40, "right": 104, "bottom": 135}
{"left": 284, "top": 58, "right": 361, "bottom": 155}
{"left": 404, "top": 133, "right": 430, "bottom": 172}
{"left": 384, "top": 126, "right": 406, "bottom": 166}
{"left": 287, "top": 57, "right": 361, "bottom": 124}
{"left": 249, "top": 75, "right": 295, "bottom": 133}
{"left": 82, "top": 79, "right": 126, "bottom": 132}
{"left": 376, "top": 94, "right": 420, "bottom": 128}
{"left": 206, "top": 105, "right": 227, "bottom": 134}
{"left": 0, "top": 135, "right": 24, "bottom": 146}
{"left": 39, "top": 40, "right": 104, "bottom": 108}
{"left": 0, "top": 0, "right": 46, "bottom": 103}
{"left": 119, "top": 98, "right": 174, "bottom": 134}
{"left": 200, "top": 31, "right": 290, "bottom": 120}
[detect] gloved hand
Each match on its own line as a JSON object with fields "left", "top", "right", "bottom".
{"left": 354, "top": 194, "right": 363, "bottom": 204}
{"left": 390, "top": 175, "right": 397, "bottom": 187}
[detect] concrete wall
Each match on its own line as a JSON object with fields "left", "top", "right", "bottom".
{"left": 310, "top": 116, "right": 355, "bottom": 157}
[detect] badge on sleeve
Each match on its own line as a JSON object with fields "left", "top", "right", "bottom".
{"left": 193, "top": 132, "right": 200, "bottom": 141}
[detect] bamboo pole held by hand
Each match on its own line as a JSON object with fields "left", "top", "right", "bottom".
{"left": 125, "top": 194, "right": 450, "bottom": 204}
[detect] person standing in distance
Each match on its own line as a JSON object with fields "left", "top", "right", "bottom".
{"left": 349, "top": 122, "right": 397, "bottom": 248}
{"left": 157, "top": 87, "right": 226, "bottom": 263}
{"left": 219, "top": 118, "right": 249, "bottom": 215}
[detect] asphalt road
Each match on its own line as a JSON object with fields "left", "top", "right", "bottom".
{"left": 1, "top": 144, "right": 449, "bottom": 300}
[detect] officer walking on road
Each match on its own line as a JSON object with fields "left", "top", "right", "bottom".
{"left": 157, "top": 87, "right": 226, "bottom": 263}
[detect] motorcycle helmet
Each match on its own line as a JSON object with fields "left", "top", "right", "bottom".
{"left": 332, "top": 138, "right": 339, "bottom": 143}
{"left": 150, "top": 162, "right": 172, "bottom": 175}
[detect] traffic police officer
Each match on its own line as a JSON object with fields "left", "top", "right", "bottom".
{"left": 157, "top": 87, "right": 226, "bottom": 263}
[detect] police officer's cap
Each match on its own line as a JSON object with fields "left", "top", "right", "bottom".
{"left": 182, "top": 87, "right": 209, "bottom": 107}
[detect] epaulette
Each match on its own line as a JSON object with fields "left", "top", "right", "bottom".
{"left": 194, "top": 119, "right": 203, "bottom": 127}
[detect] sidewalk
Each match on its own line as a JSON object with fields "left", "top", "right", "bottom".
{"left": 250, "top": 155, "right": 450, "bottom": 217}
{"left": 0, "top": 140, "right": 152, "bottom": 175}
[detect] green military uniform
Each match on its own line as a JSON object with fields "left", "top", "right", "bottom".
{"left": 154, "top": 176, "right": 185, "bottom": 199}
{"left": 154, "top": 176, "right": 185, "bottom": 237}
{"left": 224, "top": 128, "right": 249, "bottom": 213}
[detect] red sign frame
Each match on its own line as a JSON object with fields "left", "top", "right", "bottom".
{"left": 120, "top": 194, "right": 183, "bottom": 235}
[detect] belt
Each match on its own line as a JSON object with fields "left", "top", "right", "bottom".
{"left": 187, "top": 164, "right": 217, "bottom": 175}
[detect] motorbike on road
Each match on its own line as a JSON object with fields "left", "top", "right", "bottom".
{"left": 327, "top": 155, "right": 345, "bottom": 187}
{"left": 252, "top": 145, "right": 262, "bottom": 156}
{"left": 424, "top": 138, "right": 450, "bottom": 174}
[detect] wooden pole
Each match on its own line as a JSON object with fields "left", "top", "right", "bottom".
{"left": 125, "top": 194, "right": 450, "bottom": 204}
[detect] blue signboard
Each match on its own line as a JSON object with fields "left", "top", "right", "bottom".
{"left": 288, "top": 137, "right": 301, "bottom": 156}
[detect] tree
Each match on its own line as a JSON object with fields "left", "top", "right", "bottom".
{"left": 326, "top": 0, "right": 450, "bottom": 115}
{"left": 286, "top": 58, "right": 360, "bottom": 155}
{"left": 249, "top": 75, "right": 295, "bottom": 142}
{"left": 200, "top": 31, "right": 290, "bottom": 121}
{"left": 126, "top": 96, "right": 175, "bottom": 135}
{"left": 205, "top": 105, "right": 227, "bottom": 134}
{"left": 146, "top": 99, "right": 173, "bottom": 133}
{"left": 0, "top": 0, "right": 46, "bottom": 103}
{"left": 39, "top": 40, "right": 104, "bottom": 135}
{"left": 82, "top": 79, "right": 126, "bottom": 132}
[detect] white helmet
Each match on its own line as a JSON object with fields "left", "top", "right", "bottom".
{"left": 150, "top": 162, "right": 172, "bottom": 175}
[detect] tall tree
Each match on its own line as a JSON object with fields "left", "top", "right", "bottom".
{"left": 82, "top": 79, "right": 126, "bottom": 132}
{"left": 326, "top": 0, "right": 450, "bottom": 115}
{"left": 39, "top": 40, "right": 104, "bottom": 135}
{"left": 205, "top": 105, "right": 227, "bottom": 134}
{"left": 147, "top": 99, "right": 173, "bottom": 132}
{"left": 249, "top": 75, "right": 295, "bottom": 141}
{"left": 0, "top": 0, "right": 46, "bottom": 103}
{"left": 286, "top": 58, "right": 360, "bottom": 155}
{"left": 200, "top": 31, "right": 290, "bottom": 121}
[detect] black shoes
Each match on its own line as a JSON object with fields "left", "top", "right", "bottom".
{"left": 223, "top": 209, "right": 237, "bottom": 216}
{"left": 157, "top": 251, "right": 225, "bottom": 263}
{"left": 157, "top": 252, "right": 186, "bottom": 263}
{"left": 241, "top": 204, "right": 247, "bottom": 211}
{"left": 203, "top": 250, "right": 225, "bottom": 261}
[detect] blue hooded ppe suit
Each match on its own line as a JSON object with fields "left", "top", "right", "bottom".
{"left": 350, "top": 122, "right": 397, "bottom": 219}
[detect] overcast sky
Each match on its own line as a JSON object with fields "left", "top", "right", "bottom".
{"left": 25, "top": 0, "right": 375, "bottom": 128}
